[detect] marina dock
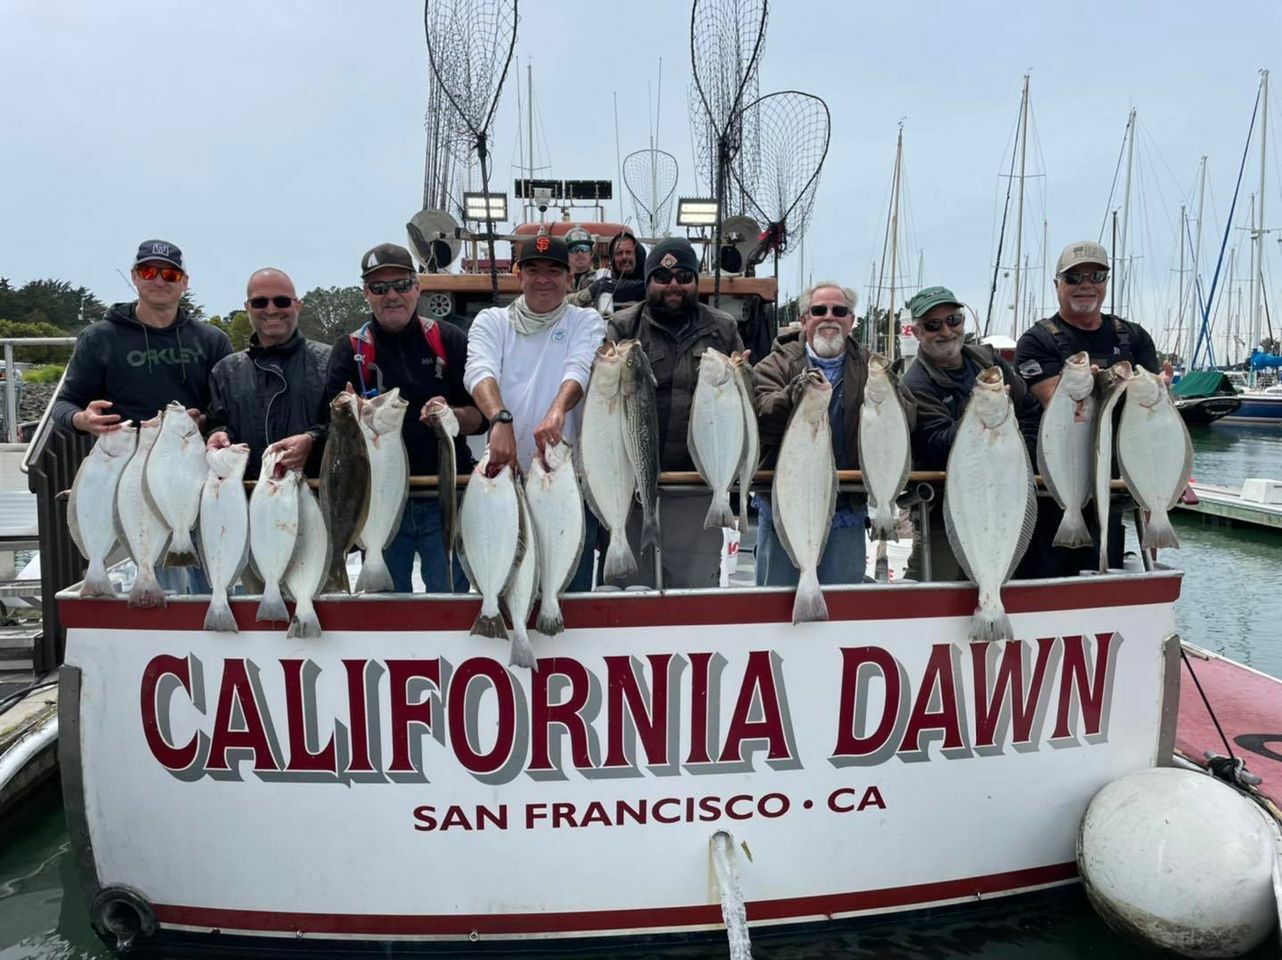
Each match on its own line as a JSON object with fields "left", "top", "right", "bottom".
{"left": 1174, "top": 479, "right": 1282, "bottom": 531}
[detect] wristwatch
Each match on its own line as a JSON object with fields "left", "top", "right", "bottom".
{"left": 494, "top": 409, "right": 514, "bottom": 424}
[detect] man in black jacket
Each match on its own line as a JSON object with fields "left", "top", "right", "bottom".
{"left": 205, "top": 269, "right": 330, "bottom": 477}
{"left": 901, "top": 286, "right": 1040, "bottom": 581}
{"left": 53, "top": 239, "right": 231, "bottom": 435}
{"left": 325, "top": 243, "right": 485, "bottom": 593}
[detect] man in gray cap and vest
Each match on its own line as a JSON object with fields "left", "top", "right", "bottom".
{"left": 607, "top": 237, "right": 743, "bottom": 588}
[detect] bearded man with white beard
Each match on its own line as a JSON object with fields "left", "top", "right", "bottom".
{"left": 901, "top": 286, "right": 1040, "bottom": 581}
{"left": 753, "top": 282, "right": 914, "bottom": 587}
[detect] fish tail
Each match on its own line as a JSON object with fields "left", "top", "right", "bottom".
{"left": 640, "top": 505, "right": 660, "bottom": 550}
{"left": 536, "top": 597, "right": 564, "bottom": 636}
{"left": 509, "top": 629, "right": 537, "bottom": 670}
{"left": 1142, "top": 508, "right": 1180, "bottom": 550}
{"left": 969, "top": 594, "right": 1014, "bottom": 643}
{"left": 791, "top": 568, "right": 828, "bottom": 624}
{"left": 255, "top": 582, "right": 290, "bottom": 623}
{"left": 203, "top": 591, "right": 239, "bottom": 633}
{"left": 127, "top": 565, "right": 167, "bottom": 609}
{"left": 602, "top": 532, "right": 637, "bottom": 582}
{"left": 79, "top": 558, "right": 115, "bottom": 598}
{"left": 286, "top": 601, "right": 322, "bottom": 640}
{"left": 1052, "top": 506, "right": 1094, "bottom": 549}
{"left": 354, "top": 554, "right": 393, "bottom": 594}
{"left": 324, "top": 559, "right": 351, "bottom": 595}
{"left": 164, "top": 529, "right": 199, "bottom": 568}
{"left": 470, "top": 607, "right": 509, "bottom": 640}
{"left": 703, "top": 491, "right": 736, "bottom": 530}
{"left": 868, "top": 504, "right": 897, "bottom": 542}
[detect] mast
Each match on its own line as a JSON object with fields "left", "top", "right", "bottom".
{"left": 1118, "top": 108, "right": 1137, "bottom": 308}
{"left": 865, "top": 260, "right": 877, "bottom": 348}
{"left": 1190, "top": 157, "right": 1207, "bottom": 366}
{"left": 1011, "top": 74, "right": 1030, "bottom": 337}
{"left": 1040, "top": 218, "right": 1048, "bottom": 320}
{"left": 1250, "top": 69, "right": 1269, "bottom": 356}
{"left": 1176, "top": 203, "right": 1186, "bottom": 360}
{"left": 886, "top": 124, "right": 904, "bottom": 358}
{"left": 613, "top": 92, "right": 624, "bottom": 223}
{"left": 1110, "top": 211, "right": 1119, "bottom": 317}
{"left": 527, "top": 63, "right": 535, "bottom": 221}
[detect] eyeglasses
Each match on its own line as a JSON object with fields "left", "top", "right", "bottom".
{"left": 650, "top": 267, "right": 697, "bottom": 286}
{"left": 248, "top": 295, "right": 296, "bottom": 310}
{"left": 919, "top": 312, "right": 966, "bottom": 334}
{"left": 366, "top": 278, "right": 417, "bottom": 295}
{"left": 808, "top": 304, "right": 851, "bottom": 318}
{"left": 1060, "top": 269, "right": 1109, "bottom": 286}
{"left": 568, "top": 244, "right": 593, "bottom": 255}
{"left": 135, "top": 265, "right": 184, "bottom": 283}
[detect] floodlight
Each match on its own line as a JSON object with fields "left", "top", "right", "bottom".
{"left": 463, "top": 192, "right": 508, "bottom": 222}
{"left": 676, "top": 198, "right": 719, "bottom": 227}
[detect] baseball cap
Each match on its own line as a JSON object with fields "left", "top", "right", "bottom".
{"left": 908, "top": 286, "right": 963, "bottom": 320}
{"left": 644, "top": 237, "right": 700, "bottom": 283}
{"left": 1055, "top": 240, "right": 1109, "bottom": 276}
{"left": 564, "top": 227, "right": 593, "bottom": 250}
{"left": 517, "top": 235, "right": 570, "bottom": 268}
{"left": 360, "top": 243, "right": 416, "bottom": 278}
{"left": 134, "top": 239, "right": 184, "bottom": 271}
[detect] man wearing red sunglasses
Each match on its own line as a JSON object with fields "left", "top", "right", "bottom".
{"left": 205, "top": 268, "right": 331, "bottom": 478}
{"left": 53, "top": 239, "right": 231, "bottom": 436}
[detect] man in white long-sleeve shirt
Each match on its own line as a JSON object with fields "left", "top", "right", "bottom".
{"left": 464, "top": 235, "right": 606, "bottom": 587}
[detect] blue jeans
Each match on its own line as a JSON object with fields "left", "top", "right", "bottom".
{"left": 754, "top": 507, "right": 868, "bottom": 586}
{"left": 384, "top": 497, "right": 469, "bottom": 593}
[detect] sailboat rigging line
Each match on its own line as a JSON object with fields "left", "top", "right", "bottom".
{"left": 985, "top": 91, "right": 1023, "bottom": 337}
{"left": 1192, "top": 85, "right": 1262, "bottom": 370}
{"left": 1097, "top": 117, "right": 1130, "bottom": 244}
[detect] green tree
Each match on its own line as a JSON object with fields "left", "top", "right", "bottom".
{"left": 0, "top": 278, "right": 106, "bottom": 331}
{"left": 297, "top": 286, "right": 367, "bottom": 343}
{"left": 207, "top": 314, "right": 233, "bottom": 337}
{"left": 228, "top": 310, "right": 253, "bottom": 351}
{"left": 0, "top": 319, "right": 75, "bottom": 363}
{"left": 179, "top": 291, "right": 207, "bottom": 323}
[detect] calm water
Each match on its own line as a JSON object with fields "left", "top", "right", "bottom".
{"left": 3, "top": 424, "right": 1280, "bottom": 959}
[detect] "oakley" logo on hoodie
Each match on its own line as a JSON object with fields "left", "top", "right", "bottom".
{"left": 126, "top": 346, "right": 205, "bottom": 367}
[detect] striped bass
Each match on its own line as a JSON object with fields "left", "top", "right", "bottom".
{"left": 618, "top": 340, "right": 660, "bottom": 549}
{"left": 858, "top": 353, "right": 912, "bottom": 541}
{"left": 199, "top": 443, "right": 250, "bottom": 632}
{"left": 1037, "top": 351, "right": 1099, "bottom": 548}
{"left": 69, "top": 423, "right": 137, "bottom": 597}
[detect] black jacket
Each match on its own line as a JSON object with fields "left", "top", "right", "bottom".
{"left": 902, "top": 344, "right": 1040, "bottom": 470}
{"left": 53, "top": 302, "right": 232, "bottom": 431}
{"left": 324, "top": 315, "right": 477, "bottom": 476}
{"left": 205, "top": 331, "right": 331, "bottom": 477}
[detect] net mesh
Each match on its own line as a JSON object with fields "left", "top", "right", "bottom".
{"left": 623, "top": 149, "right": 680, "bottom": 235}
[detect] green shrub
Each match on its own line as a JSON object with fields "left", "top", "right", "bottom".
{"left": 23, "top": 364, "right": 65, "bottom": 384}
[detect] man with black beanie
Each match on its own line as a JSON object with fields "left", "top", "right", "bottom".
{"left": 607, "top": 237, "right": 744, "bottom": 588}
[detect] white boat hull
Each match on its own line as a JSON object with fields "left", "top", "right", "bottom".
{"left": 58, "top": 573, "right": 1182, "bottom": 952}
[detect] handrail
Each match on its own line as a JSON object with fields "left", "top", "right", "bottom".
{"left": 20, "top": 364, "right": 71, "bottom": 475}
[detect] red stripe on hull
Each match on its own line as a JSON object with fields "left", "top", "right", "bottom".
{"left": 152, "top": 863, "right": 1077, "bottom": 936}
{"left": 60, "top": 576, "right": 1180, "bottom": 632}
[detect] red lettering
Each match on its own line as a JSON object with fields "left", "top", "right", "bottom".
{"left": 448, "top": 658, "right": 516, "bottom": 775}
{"left": 726, "top": 794, "right": 754, "bottom": 820}
{"left": 856, "top": 785, "right": 886, "bottom": 811}
{"left": 580, "top": 801, "right": 612, "bottom": 827}
{"left": 529, "top": 658, "right": 594, "bottom": 772}
{"left": 440, "top": 805, "right": 473, "bottom": 831}
{"left": 281, "top": 659, "right": 337, "bottom": 774}
{"left": 208, "top": 659, "right": 280, "bottom": 772}
{"left": 1053, "top": 633, "right": 1117, "bottom": 739}
{"left": 551, "top": 802, "right": 578, "bottom": 828}
{"left": 828, "top": 787, "right": 857, "bottom": 813}
{"left": 972, "top": 638, "right": 1055, "bottom": 748}
{"left": 140, "top": 654, "right": 199, "bottom": 771}
{"left": 719, "top": 651, "right": 791, "bottom": 763}
{"left": 525, "top": 803, "right": 548, "bottom": 828}
{"left": 899, "top": 644, "right": 965, "bottom": 754}
{"left": 832, "top": 647, "right": 901, "bottom": 758}
{"left": 342, "top": 659, "right": 375, "bottom": 773}
{"left": 652, "top": 797, "right": 681, "bottom": 823}
{"left": 686, "top": 652, "right": 714, "bottom": 764}
{"left": 387, "top": 659, "right": 442, "bottom": 775}
{"left": 602, "top": 654, "right": 672, "bottom": 768}
{"left": 413, "top": 805, "right": 436, "bottom": 831}
{"left": 758, "top": 793, "right": 789, "bottom": 818}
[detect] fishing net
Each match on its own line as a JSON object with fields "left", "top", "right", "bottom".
{"left": 623, "top": 149, "right": 679, "bottom": 236}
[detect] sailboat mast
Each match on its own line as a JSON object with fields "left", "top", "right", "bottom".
{"left": 1118, "top": 108, "right": 1137, "bottom": 308}
{"left": 1250, "top": 69, "right": 1269, "bottom": 354}
{"left": 865, "top": 260, "right": 877, "bottom": 348}
{"left": 887, "top": 124, "right": 904, "bottom": 357}
{"left": 1040, "top": 218, "right": 1048, "bottom": 320}
{"left": 1011, "top": 75, "right": 1030, "bottom": 338}
{"left": 528, "top": 63, "right": 535, "bottom": 221}
{"left": 1176, "top": 204, "right": 1186, "bottom": 360}
{"left": 1190, "top": 157, "right": 1207, "bottom": 365}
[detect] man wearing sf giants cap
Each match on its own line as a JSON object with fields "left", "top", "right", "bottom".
{"left": 464, "top": 235, "right": 606, "bottom": 591}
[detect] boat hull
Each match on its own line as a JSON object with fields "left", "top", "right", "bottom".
{"left": 58, "top": 575, "right": 1182, "bottom": 954}
{"left": 1175, "top": 395, "right": 1243, "bottom": 426}
{"left": 1220, "top": 392, "right": 1282, "bottom": 423}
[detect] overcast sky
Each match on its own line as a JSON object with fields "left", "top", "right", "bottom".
{"left": 2, "top": 1, "right": 1280, "bottom": 361}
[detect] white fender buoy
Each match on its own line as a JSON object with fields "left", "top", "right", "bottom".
{"left": 1078, "top": 767, "right": 1278, "bottom": 957}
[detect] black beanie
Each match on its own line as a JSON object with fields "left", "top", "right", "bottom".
{"left": 644, "top": 238, "right": 701, "bottom": 284}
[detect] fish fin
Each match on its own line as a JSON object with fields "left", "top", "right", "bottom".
{"left": 164, "top": 528, "right": 200, "bottom": 568}
{"left": 703, "top": 491, "right": 736, "bottom": 530}
{"left": 79, "top": 559, "right": 115, "bottom": 598}
{"left": 1142, "top": 508, "right": 1180, "bottom": 550}
{"left": 1034, "top": 434, "right": 1061, "bottom": 507}
{"left": 602, "top": 530, "right": 637, "bottom": 582}
{"left": 66, "top": 484, "right": 86, "bottom": 558}
{"left": 509, "top": 630, "right": 537, "bottom": 670}
{"left": 470, "top": 610, "right": 509, "bottom": 640}
{"left": 791, "top": 568, "right": 828, "bottom": 624}
{"left": 868, "top": 503, "right": 897, "bottom": 542}
{"left": 355, "top": 554, "right": 394, "bottom": 594}
{"left": 769, "top": 474, "right": 802, "bottom": 571}
{"left": 203, "top": 592, "right": 239, "bottom": 633}
{"left": 536, "top": 601, "right": 564, "bottom": 637}
{"left": 1006, "top": 460, "right": 1040, "bottom": 580}
{"left": 255, "top": 584, "right": 290, "bottom": 623}
{"left": 941, "top": 489, "right": 978, "bottom": 585}
{"left": 127, "top": 566, "right": 167, "bottom": 609}
{"left": 969, "top": 594, "right": 1013, "bottom": 642}
{"left": 556, "top": 500, "right": 588, "bottom": 595}
{"left": 687, "top": 413, "right": 711, "bottom": 487}
{"left": 1052, "top": 506, "right": 1094, "bottom": 549}
{"left": 286, "top": 604, "right": 323, "bottom": 640}
{"left": 640, "top": 499, "right": 660, "bottom": 548}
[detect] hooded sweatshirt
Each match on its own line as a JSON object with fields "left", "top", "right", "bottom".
{"left": 53, "top": 302, "right": 233, "bottom": 431}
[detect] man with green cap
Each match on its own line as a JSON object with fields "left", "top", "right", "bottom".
{"left": 901, "top": 286, "right": 1039, "bottom": 580}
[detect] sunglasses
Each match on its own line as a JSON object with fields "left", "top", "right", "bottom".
{"left": 568, "top": 244, "right": 593, "bottom": 254}
{"left": 1060, "top": 269, "right": 1109, "bottom": 286}
{"left": 808, "top": 304, "right": 851, "bottom": 318}
{"left": 135, "top": 265, "right": 184, "bottom": 283}
{"left": 919, "top": 312, "right": 966, "bottom": 334}
{"left": 248, "top": 295, "right": 296, "bottom": 309}
{"left": 651, "top": 267, "right": 697, "bottom": 285}
{"left": 366, "top": 278, "right": 417, "bottom": 295}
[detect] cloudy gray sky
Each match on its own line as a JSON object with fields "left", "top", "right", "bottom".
{"left": 2, "top": 1, "right": 1280, "bottom": 362}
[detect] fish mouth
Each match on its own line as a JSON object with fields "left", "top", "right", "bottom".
{"left": 976, "top": 366, "right": 1005, "bottom": 388}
